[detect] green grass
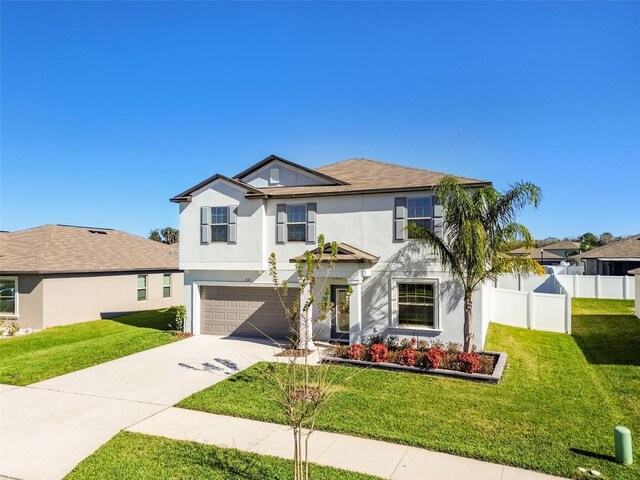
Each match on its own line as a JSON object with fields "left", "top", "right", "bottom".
{"left": 178, "top": 298, "right": 640, "bottom": 480}
{"left": 0, "top": 308, "right": 182, "bottom": 385}
{"left": 65, "top": 431, "right": 380, "bottom": 480}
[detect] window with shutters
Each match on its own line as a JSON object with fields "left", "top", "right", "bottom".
{"left": 407, "top": 197, "right": 432, "bottom": 239}
{"left": 211, "top": 207, "right": 229, "bottom": 242}
{"left": 287, "top": 204, "right": 306, "bottom": 242}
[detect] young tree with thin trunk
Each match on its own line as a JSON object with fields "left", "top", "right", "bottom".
{"left": 409, "top": 176, "right": 543, "bottom": 353}
{"left": 266, "top": 235, "right": 353, "bottom": 480}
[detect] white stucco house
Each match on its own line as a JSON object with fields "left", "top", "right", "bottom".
{"left": 172, "top": 155, "right": 493, "bottom": 349}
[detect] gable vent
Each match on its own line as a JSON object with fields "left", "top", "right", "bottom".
{"left": 269, "top": 167, "right": 280, "bottom": 185}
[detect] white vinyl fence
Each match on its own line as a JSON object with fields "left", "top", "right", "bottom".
{"left": 496, "top": 273, "right": 635, "bottom": 300}
{"left": 546, "top": 265, "right": 584, "bottom": 275}
{"left": 490, "top": 287, "right": 571, "bottom": 334}
{"left": 553, "top": 274, "right": 635, "bottom": 300}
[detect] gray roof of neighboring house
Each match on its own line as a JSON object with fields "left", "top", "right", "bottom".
{"left": 571, "top": 235, "right": 640, "bottom": 260}
{"left": 541, "top": 240, "right": 581, "bottom": 250}
{"left": 509, "top": 247, "right": 564, "bottom": 260}
{"left": 0, "top": 225, "right": 180, "bottom": 274}
{"left": 171, "top": 156, "right": 491, "bottom": 202}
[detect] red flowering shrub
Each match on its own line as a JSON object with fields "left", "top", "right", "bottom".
{"left": 422, "top": 348, "right": 445, "bottom": 369}
{"left": 348, "top": 344, "right": 366, "bottom": 361}
{"left": 400, "top": 348, "right": 415, "bottom": 367}
{"left": 457, "top": 352, "right": 481, "bottom": 374}
{"left": 369, "top": 344, "right": 388, "bottom": 363}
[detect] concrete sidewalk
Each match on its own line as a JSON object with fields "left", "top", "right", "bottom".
{"left": 127, "top": 407, "right": 567, "bottom": 480}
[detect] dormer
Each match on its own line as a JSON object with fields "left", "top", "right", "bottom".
{"left": 234, "top": 154, "right": 347, "bottom": 188}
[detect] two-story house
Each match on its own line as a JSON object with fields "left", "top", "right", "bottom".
{"left": 171, "top": 155, "right": 492, "bottom": 349}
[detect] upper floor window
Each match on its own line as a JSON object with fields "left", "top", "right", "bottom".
{"left": 287, "top": 204, "right": 307, "bottom": 242}
{"left": 211, "top": 207, "right": 229, "bottom": 242}
{"left": 407, "top": 197, "right": 432, "bottom": 239}
{"left": 0, "top": 277, "right": 17, "bottom": 316}
{"left": 276, "top": 202, "right": 316, "bottom": 244}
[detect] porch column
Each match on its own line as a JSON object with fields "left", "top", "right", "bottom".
{"left": 348, "top": 277, "right": 363, "bottom": 345}
{"left": 299, "top": 284, "right": 314, "bottom": 350}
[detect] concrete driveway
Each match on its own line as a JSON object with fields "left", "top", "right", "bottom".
{"left": 0, "top": 335, "right": 282, "bottom": 480}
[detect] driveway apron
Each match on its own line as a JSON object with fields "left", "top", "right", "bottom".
{"left": 0, "top": 336, "right": 281, "bottom": 480}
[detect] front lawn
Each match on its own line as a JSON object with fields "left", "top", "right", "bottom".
{"left": 0, "top": 308, "right": 182, "bottom": 385}
{"left": 65, "top": 431, "right": 379, "bottom": 480}
{"left": 178, "top": 298, "right": 639, "bottom": 480}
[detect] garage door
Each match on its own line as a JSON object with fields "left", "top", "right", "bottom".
{"left": 200, "top": 286, "right": 299, "bottom": 338}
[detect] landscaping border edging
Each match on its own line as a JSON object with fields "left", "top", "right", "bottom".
{"left": 321, "top": 350, "right": 507, "bottom": 383}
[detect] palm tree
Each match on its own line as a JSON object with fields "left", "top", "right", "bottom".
{"left": 408, "top": 176, "right": 543, "bottom": 353}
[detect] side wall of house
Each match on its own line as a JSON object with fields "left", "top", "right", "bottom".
{"left": 41, "top": 271, "right": 184, "bottom": 328}
{"left": 14, "top": 274, "right": 45, "bottom": 330}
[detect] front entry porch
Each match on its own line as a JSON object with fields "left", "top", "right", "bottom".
{"left": 290, "top": 242, "right": 377, "bottom": 348}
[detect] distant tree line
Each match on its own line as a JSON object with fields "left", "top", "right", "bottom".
{"left": 508, "top": 232, "right": 627, "bottom": 252}
{"left": 149, "top": 227, "right": 179, "bottom": 244}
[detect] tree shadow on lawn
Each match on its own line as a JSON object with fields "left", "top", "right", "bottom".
{"left": 572, "top": 314, "right": 640, "bottom": 366}
{"left": 106, "top": 308, "right": 177, "bottom": 331}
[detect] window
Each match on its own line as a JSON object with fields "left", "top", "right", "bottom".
{"left": 137, "top": 275, "right": 147, "bottom": 301}
{"left": 407, "top": 197, "right": 432, "bottom": 239}
{"left": 0, "top": 277, "right": 17, "bottom": 316}
{"left": 211, "top": 206, "right": 229, "bottom": 242}
{"left": 163, "top": 274, "right": 171, "bottom": 298}
{"left": 397, "top": 282, "right": 436, "bottom": 328}
{"left": 287, "top": 204, "right": 306, "bottom": 242}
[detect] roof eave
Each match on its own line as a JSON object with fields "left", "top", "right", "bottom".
{"left": 288, "top": 257, "right": 378, "bottom": 264}
{"left": 246, "top": 182, "right": 492, "bottom": 199}
{"left": 1, "top": 267, "right": 182, "bottom": 275}
{"left": 170, "top": 174, "right": 266, "bottom": 203}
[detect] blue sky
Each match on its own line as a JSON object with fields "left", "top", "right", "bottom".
{"left": 2, "top": 1, "right": 639, "bottom": 239}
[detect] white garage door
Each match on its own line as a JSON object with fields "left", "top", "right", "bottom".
{"left": 200, "top": 286, "right": 298, "bottom": 338}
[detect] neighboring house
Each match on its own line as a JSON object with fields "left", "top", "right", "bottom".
{"left": 0, "top": 225, "right": 183, "bottom": 330}
{"left": 509, "top": 246, "right": 564, "bottom": 266}
{"left": 172, "top": 154, "right": 494, "bottom": 348}
{"left": 510, "top": 240, "right": 581, "bottom": 266}
{"left": 629, "top": 267, "right": 640, "bottom": 318}
{"left": 571, "top": 235, "right": 640, "bottom": 275}
{"left": 541, "top": 240, "right": 581, "bottom": 260}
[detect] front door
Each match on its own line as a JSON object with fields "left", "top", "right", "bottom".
{"left": 330, "top": 285, "right": 350, "bottom": 342}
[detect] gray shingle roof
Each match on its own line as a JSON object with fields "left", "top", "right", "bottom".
{"left": 542, "top": 240, "right": 581, "bottom": 250}
{"left": 0, "top": 225, "right": 179, "bottom": 274}
{"left": 247, "top": 158, "right": 490, "bottom": 198}
{"left": 571, "top": 235, "right": 640, "bottom": 260}
{"left": 509, "top": 247, "right": 563, "bottom": 260}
